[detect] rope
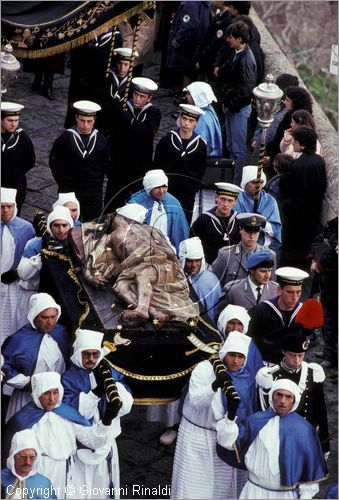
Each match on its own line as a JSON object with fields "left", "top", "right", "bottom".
{"left": 122, "top": 13, "right": 142, "bottom": 110}
{"left": 105, "top": 25, "right": 118, "bottom": 79}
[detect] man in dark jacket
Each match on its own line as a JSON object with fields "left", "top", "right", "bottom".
{"left": 1, "top": 102, "right": 35, "bottom": 215}
{"left": 216, "top": 20, "right": 256, "bottom": 185}
{"left": 166, "top": 1, "right": 211, "bottom": 88}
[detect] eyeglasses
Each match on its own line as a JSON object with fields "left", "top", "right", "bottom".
{"left": 82, "top": 351, "right": 100, "bottom": 359}
{"left": 17, "top": 454, "right": 37, "bottom": 461}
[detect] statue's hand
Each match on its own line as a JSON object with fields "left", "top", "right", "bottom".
{"left": 84, "top": 271, "right": 109, "bottom": 289}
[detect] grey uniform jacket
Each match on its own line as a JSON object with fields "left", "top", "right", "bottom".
{"left": 216, "top": 277, "right": 279, "bottom": 318}
{"left": 212, "top": 243, "right": 276, "bottom": 288}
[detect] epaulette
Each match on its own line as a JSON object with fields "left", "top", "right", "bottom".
{"left": 219, "top": 244, "right": 236, "bottom": 254}
{"left": 259, "top": 245, "right": 269, "bottom": 250}
{"left": 224, "top": 279, "right": 241, "bottom": 290}
{"left": 308, "top": 362, "right": 326, "bottom": 383}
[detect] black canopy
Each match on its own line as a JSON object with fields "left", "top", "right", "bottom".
{"left": 1, "top": 1, "right": 153, "bottom": 58}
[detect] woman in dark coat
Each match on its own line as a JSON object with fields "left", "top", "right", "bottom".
{"left": 279, "top": 126, "right": 327, "bottom": 267}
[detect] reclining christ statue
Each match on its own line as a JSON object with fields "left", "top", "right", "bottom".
{"left": 80, "top": 212, "right": 199, "bottom": 324}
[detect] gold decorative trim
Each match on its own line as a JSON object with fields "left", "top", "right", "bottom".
{"left": 133, "top": 396, "right": 179, "bottom": 405}
{"left": 104, "top": 358, "right": 197, "bottom": 381}
{"left": 9, "top": 3, "right": 154, "bottom": 59}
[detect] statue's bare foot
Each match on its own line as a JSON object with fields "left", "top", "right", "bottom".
{"left": 149, "top": 308, "right": 170, "bottom": 325}
{"left": 120, "top": 309, "right": 149, "bottom": 323}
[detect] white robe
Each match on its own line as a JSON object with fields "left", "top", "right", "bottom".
{"left": 16, "top": 249, "right": 42, "bottom": 330}
{"left": 1, "top": 225, "right": 19, "bottom": 344}
{"left": 32, "top": 412, "right": 111, "bottom": 499}
{"left": 216, "top": 416, "right": 320, "bottom": 499}
{"left": 170, "top": 360, "right": 238, "bottom": 500}
{"left": 5, "top": 335, "right": 65, "bottom": 422}
{"left": 72, "top": 382, "right": 133, "bottom": 499}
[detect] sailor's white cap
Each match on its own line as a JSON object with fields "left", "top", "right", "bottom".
{"left": 1, "top": 102, "right": 24, "bottom": 115}
{"left": 179, "top": 103, "right": 205, "bottom": 118}
{"left": 132, "top": 77, "right": 158, "bottom": 93}
{"left": 275, "top": 267, "right": 309, "bottom": 285}
{"left": 114, "top": 47, "right": 136, "bottom": 60}
{"left": 215, "top": 182, "right": 243, "bottom": 197}
{"left": 73, "top": 100, "right": 101, "bottom": 115}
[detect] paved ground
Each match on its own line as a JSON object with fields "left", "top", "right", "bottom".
{"left": 4, "top": 50, "right": 337, "bottom": 499}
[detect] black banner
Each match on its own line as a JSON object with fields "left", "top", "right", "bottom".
{"left": 1, "top": 1, "right": 153, "bottom": 58}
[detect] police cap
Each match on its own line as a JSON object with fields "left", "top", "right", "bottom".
{"left": 236, "top": 212, "right": 266, "bottom": 232}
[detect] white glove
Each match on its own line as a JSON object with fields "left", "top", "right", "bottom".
{"left": 298, "top": 483, "right": 319, "bottom": 499}
{"left": 324, "top": 451, "right": 330, "bottom": 461}
{"left": 255, "top": 366, "right": 278, "bottom": 389}
{"left": 263, "top": 221, "right": 274, "bottom": 237}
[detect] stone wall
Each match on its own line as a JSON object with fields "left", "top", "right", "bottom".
{"left": 251, "top": 9, "right": 338, "bottom": 222}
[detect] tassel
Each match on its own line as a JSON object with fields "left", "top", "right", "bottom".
{"left": 295, "top": 298, "right": 324, "bottom": 330}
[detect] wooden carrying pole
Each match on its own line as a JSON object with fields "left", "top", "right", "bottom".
{"left": 122, "top": 13, "right": 142, "bottom": 111}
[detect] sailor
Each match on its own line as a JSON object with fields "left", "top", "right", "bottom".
{"left": 127, "top": 169, "right": 189, "bottom": 253}
{"left": 256, "top": 326, "right": 330, "bottom": 455}
{"left": 247, "top": 266, "right": 309, "bottom": 364}
{"left": 212, "top": 212, "right": 274, "bottom": 288}
{"left": 190, "top": 182, "right": 242, "bottom": 264}
{"left": 154, "top": 103, "right": 207, "bottom": 218}
{"left": 1, "top": 102, "right": 36, "bottom": 214}
{"left": 49, "top": 100, "right": 110, "bottom": 222}
{"left": 107, "top": 47, "right": 134, "bottom": 102}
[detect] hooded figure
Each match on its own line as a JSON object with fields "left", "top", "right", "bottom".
{"left": 234, "top": 165, "right": 282, "bottom": 256}
{"left": 1, "top": 187, "right": 35, "bottom": 343}
{"left": 1, "top": 429, "right": 57, "bottom": 499}
{"left": 61, "top": 328, "right": 133, "bottom": 498}
{"left": 4, "top": 371, "right": 114, "bottom": 499}
{"left": 127, "top": 169, "right": 189, "bottom": 253}
{"left": 52, "top": 192, "right": 81, "bottom": 227}
{"left": 178, "top": 237, "right": 221, "bottom": 325}
{"left": 184, "top": 81, "right": 222, "bottom": 156}
{"left": 216, "top": 378, "right": 328, "bottom": 499}
{"left": 171, "top": 331, "right": 258, "bottom": 499}
{"left": 2, "top": 292, "right": 70, "bottom": 423}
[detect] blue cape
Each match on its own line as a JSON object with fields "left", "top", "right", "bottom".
{"left": 194, "top": 104, "right": 223, "bottom": 157}
{"left": 3, "top": 402, "right": 91, "bottom": 466}
{"left": 218, "top": 407, "right": 327, "bottom": 486}
{"left": 127, "top": 190, "right": 189, "bottom": 253}
{"left": 1, "top": 217, "right": 35, "bottom": 268}
{"left": 190, "top": 270, "right": 221, "bottom": 325}
{"left": 62, "top": 362, "right": 126, "bottom": 419}
{"left": 1, "top": 469, "right": 57, "bottom": 499}
{"left": 2, "top": 323, "right": 70, "bottom": 380}
{"left": 234, "top": 191, "right": 282, "bottom": 242}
